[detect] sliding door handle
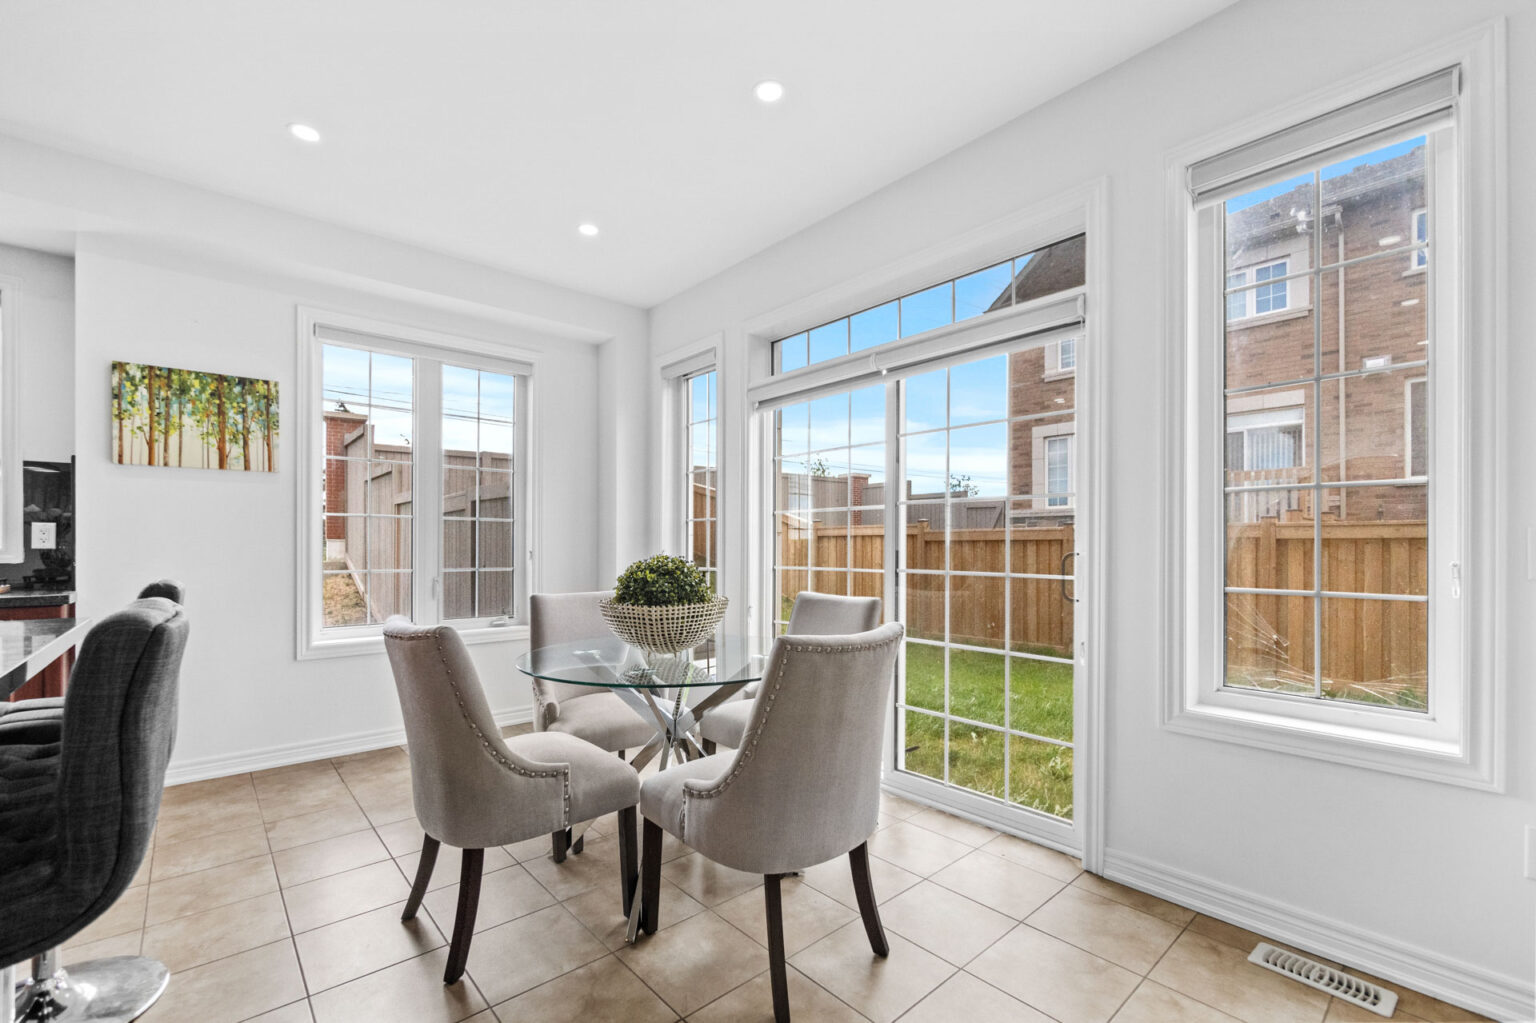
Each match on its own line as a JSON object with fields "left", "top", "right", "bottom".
{"left": 1060, "top": 552, "right": 1078, "bottom": 604}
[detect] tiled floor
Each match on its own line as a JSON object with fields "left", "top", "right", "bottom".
{"left": 53, "top": 727, "right": 1489, "bottom": 1023}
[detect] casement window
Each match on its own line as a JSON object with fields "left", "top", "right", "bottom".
{"left": 684, "top": 368, "right": 719, "bottom": 591}
{"left": 1042, "top": 335, "right": 1079, "bottom": 380}
{"left": 0, "top": 279, "right": 20, "bottom": 563}
{"left": 297, "top": 312, "right": 532, "bottom": 657}
{"left": 1170, "top": 59, "right": 1504, "bottom": 788}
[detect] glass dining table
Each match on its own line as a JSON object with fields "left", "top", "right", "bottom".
{"left": 515, "top": 634, "right": 768, "bottom": 773}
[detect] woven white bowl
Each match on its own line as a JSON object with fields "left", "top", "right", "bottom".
{"left": 599, "top": 596, "right": 729, "bottom": 654}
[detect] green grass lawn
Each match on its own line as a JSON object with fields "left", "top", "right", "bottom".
{"left": 900, "top": 643, "right": 1075, "bottom": 820}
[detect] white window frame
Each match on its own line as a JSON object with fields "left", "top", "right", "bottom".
{"left": 1042, "top": 335, "right": 1079, "bottom": 380}
{"left": 682, "top": 367, "right": 720, "bottom": 590}
{"left": 1225, "top": 257, "right": 1291, "bottom": 321}
{"left": 1411, "top": 206, "right": 1429, "bottom": 271}
{"left": 0, "top": 276, "right": 22, "bottom": 564}
{"left": 1162, "top": 32, "right": 1507, "bottom": 791}
{"left": 295, "top": 308, "right": 536, "bottom": 659}
{"left": 658, "top": 342, "right": 723, "bottom": 589}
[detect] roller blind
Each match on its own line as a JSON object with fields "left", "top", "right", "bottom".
{"left": 1188, "top": 67, "right": 1459, "bottom": 205}
{"left": 313, "top": 323, "right": 533, "bottom": 377}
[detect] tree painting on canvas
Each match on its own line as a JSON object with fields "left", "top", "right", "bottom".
{"left": 111, "top": 362, "right": 279, "bottom": 471}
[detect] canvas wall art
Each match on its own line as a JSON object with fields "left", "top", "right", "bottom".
{"left": 111, "top": 362, "right": 279, "bottom": 471}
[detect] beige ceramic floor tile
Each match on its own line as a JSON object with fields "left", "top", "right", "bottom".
{"left": 866, "top": 821, "right": 972, "bottom": 877}
{"left": 396, "top": 844, "right": 515, "bottom": 892}
{"left": 1112, "top": 980, "right": 1243, "bottom": 1023}
{"left": 488, "top": 955, "right": 676, "bottom": 1023}
{"left": 661, "top": 851, "right": 764, "bottom": 907}
{"left": 373, "top": 816, "right": 428, "bottom": 857}
{"left": 1148, "top": 930, "right": 1329, "bottom": 1023}
{"left": 153, "top": 797, "right": 266, "bottom": 845}
{"left": 68, "top": 885, "right": 146, "bottom": 945}
{"left": 878, "top": 880, "right": 1016, "bottom": 966}
{"left": 141, "top": 890, "right": 291, "bottom": 972}
{"left": 877, "top": 792, "right": 926, "bottom": 822}
{"left": 145, "top": 855, "right": 279, "bottom": 926}
{"left": 159, "top": 773, "right": 256, "bottom": 810}
{"left": 968, "top": 925, "right": 1141, "bottom": 1023}
{"left": 254, "top": 766, "right": 360, "bottom": 824}
{"left": 151, "top": 823, "right": 271, "bottom": 882}
{"left": 308, "top": 947, "right": 485, "bottom": 1023}
{"left": 790, "top": 918, "right": 956, "bottom": 1023}
{"left": 714, "top": 875, "right": 857, "bottom": 956}
{"left": 1072, "top": 872, "right": 1198, "bottom": 927}
{"left": 930, "top": 848, "right": 1065, "bottom": 921}
{"left": 266, "top": 803, "right": 372, "bottom": 852}
{"left": 295, "top": 900, "right": 445, "bottom": 993}
{"left": 902, "top": 971, "right": 1054, "bottom": 1023}
{"left": 616, "top": 911, "right": 770, "bottom": 1018}
{"left": 273, "top": 829, "right": 390, "bottom": 887}
{"left": 906, "top": 808, "right": 999, "bottom": 847}
{"left": 1027, "top": 885, "right": 1185, "bottom": 973}
{"left": 144, "top": 939, "right": 306, "bottom": 1023}
{"left": 690, "top": 966, "right": 867, "bottom": 1023}
{"left": 799, "top": 851, "right": 921, "bottom": 912}
{"left": 1323, "top": 997, "right": 1430, "bottom": 1022}
{"left": 501, "top": 834, "right": 553, "bottom": 863}
{"left": 1185, "top": 913, "right": 1323, "bottom": 959}
{"left": 283, "top": 859, "right": 410, "bottom": 934}
{"left": 61, "top": 928, "right": 143, "bottom": 960}
{"left": 129, "top": 853, "right": 153, "bottom": 890}
{"left": 561, "top": 877, "right": 705, "bottom": 951}
{"left": 245, "top": 1001, "right": 315, "bottom": 1023}
{"left": 977, "top": 832, "right": 1082, "bottom": 882}
{"left": 422, "top": 863, "right": 555, "bottom": 934}
{"left": 519, "top": 831, "right": 628, "bottom": 901}
{"left": 461, "top": 904, "right": 608, "bottom": 1006}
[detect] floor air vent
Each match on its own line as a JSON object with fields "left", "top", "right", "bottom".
{"left": 1247, "top": 942, "right": 1399, "bottom": 1018}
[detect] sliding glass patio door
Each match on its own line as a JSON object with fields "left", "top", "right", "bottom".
{"left": 767, "top": 334, "right": 1084, "bottom": 845}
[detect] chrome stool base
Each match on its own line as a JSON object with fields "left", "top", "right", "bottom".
{"left": 11, "top": 955, "right": 169, "bottom": 1022}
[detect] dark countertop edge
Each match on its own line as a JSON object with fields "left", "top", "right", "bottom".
{"left": 0, "top": 589, "right": 76, "bottom": 608}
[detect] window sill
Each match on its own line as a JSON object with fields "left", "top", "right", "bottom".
{"left": 1227, "top": 305, "right": 1312, "bottom": 329}
{"left": 1042, "top": 368, "right": 1077, "bottom": 382}
{"left": 298, "top": 622, "right": 530, "bottom": 661}
{"left": 1164, "top": 692, "right": 1495, "bottom": 790}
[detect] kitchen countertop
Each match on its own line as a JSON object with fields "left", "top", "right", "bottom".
{"left": 0, "top": 586, "right": 76, "bottom": 608}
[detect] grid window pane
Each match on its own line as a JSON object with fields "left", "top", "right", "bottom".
{"left": 442, "top": 366, "right": 519, "bottom": 620}
{"left": 684, "top": 370, "right": 719, "bottom": 583}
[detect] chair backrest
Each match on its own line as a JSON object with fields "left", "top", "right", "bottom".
{"left": 0, "top": 595, "right": 189, "bottom": 965}
{"left": 691, "top": 623, "right": 903, "bottom": 874}
{"left": 787, "top": 592, "right": 880, "bottom": 636}
{"left": 528, "top": 590, "right": 616, "bottom": 716}
{"left": 383, "top": 617, "right": 565, "bottom": 848}
{"left": 137, "top": 579, "right": 185, "bottom": 604}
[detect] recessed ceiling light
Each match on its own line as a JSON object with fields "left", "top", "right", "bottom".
{"left": 754, "top": 80, "right": 785, "bottom": 103}
{"left": 578, "top": 223, "right": 600, "bottom": 237}
{"left": 288, "top": 123, "right": 321, "bottom": 143}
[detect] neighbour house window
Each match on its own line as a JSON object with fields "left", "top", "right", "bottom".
{"left": 685, "top": 369, "right": 719, "bottom": 592}
{"left": 1174, "top": 64, "right": 1495, "bottom": 784}
{"left": 1045, "top": 435, "right": 1072, "bottom": 507}
{"left": 303, "top": 315, "right": 530, "bottom": 654}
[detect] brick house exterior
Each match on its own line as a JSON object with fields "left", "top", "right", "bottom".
{"left": 322, "top": 408, "right": 367, "bottom": 540}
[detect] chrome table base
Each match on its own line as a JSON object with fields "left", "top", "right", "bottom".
{"left": 7, "top": 952, "right": 169, "bottom": 1022}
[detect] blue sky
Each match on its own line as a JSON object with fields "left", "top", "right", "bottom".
{"left": 1226, "top": 136, "right": 1425, "bottom": 212}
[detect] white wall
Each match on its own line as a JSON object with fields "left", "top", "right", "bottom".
{"left": 73, "top": 239, "right": 612, "bottom": 780}
{"left": 0, "top": 242, "right": 73, "bottom": 461}
{"left": 643, "top": 1, "right": 1535, "bottom": 1016}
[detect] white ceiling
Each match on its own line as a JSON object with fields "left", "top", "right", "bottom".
{"left": 0, "top": 0, "right": 1232, "bottom": 307}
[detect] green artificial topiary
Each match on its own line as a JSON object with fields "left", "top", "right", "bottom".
{"left": 613, "top": 554, "right": 715, "bottom": 607}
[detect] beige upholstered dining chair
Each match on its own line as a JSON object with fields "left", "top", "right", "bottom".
{"left": 529, "top": 590, "right": 656, "bottom": 860}
{"left": 383, "top": 618, "right": 641, "bottom": 985}
{"left": 637, "top": 622, "right": 904, "bottom": 1022}
{"left": 697, "top": 592, "right": 881, "bottom": 753}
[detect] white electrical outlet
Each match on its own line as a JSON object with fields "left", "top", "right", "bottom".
{"left": 30, "top": 522, "right": 56, "bottom": 550}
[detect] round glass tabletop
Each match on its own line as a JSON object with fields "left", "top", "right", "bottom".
{"left": 515, "top": 634, "right": 768, "bottom": 689}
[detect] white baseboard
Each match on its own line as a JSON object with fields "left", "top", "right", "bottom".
{"left": 1102, "top": 848, "right": 1533, "bottom": 1022}
{"left": 161, "top": 704, "right": 535, "bottom": 786}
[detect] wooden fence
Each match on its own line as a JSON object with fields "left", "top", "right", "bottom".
{"left": 778, "top": 514, "right": 1428, "bottom": 686}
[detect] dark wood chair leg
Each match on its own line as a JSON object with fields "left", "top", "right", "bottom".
{"left": 572, "top": 829, "right": 585, "bottom": 855}
{"left": 848, "top": 842, "right": 889, "bottom": 957}
{"left": 402, "top": 834, "right": 440, "bottom": 921}
{"left": 764, "top": 874, "right": 791, "bottom": 1022}
{"left": 551, "top": 828, "right": 570, "bottom": 863}
{"left": 443, "top": 848, "right": 484, "bottom": 984}
{"left": 702, "top": 738, "right": 717, "bottom": 756}
{"left": 641, "top": 817, "right": 663, "bottom": 935}
{"left": 618, "top": 807, "right": 638, "bottom": 916}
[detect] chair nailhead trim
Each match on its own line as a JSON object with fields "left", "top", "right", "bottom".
{"left": 409, "top": 629, "right": 572, "bottom": 828}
